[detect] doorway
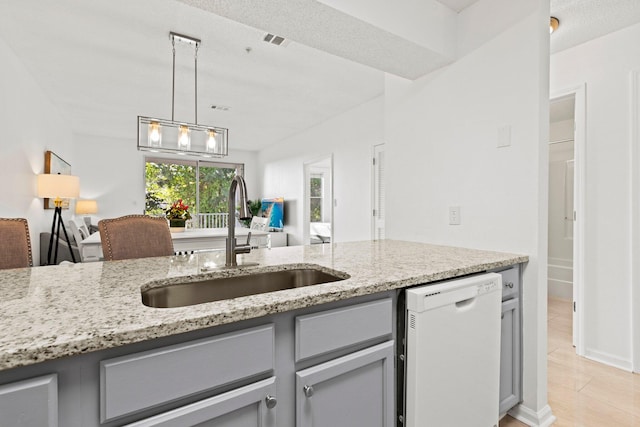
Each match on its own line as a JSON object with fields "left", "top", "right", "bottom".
{"left": 548, "top": 96, "right": 575, "bottom": 347}
{"left": 303, "top": 156, "right": 333, "bottom": 245}
{"left": 549, "top": 85, "right": 586, "bottom": 354}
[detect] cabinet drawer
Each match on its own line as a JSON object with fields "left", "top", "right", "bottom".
{"left": 124, "top": 377, "right": 276, "bottom": 427}
{"left": 498, "top": 266, "right": 519, "bottom": 300}
{"left": 101, "top": 324, "right": 274, "bottom": 422}
{"left": 0, "top": 374, "right": 57, "bottom": 427}
{"left": 295, "top": 298, "right": 392, "bottom": 362}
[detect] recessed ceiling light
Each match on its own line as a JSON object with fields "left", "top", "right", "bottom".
{"left": 550, "top": 17, "right": 560, "bottom": 34}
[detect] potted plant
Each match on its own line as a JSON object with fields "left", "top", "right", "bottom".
{"left": 240, "top": 200, "right": 262, "bottom": 227}
{"left": 166, "top": 199, "right": 192, "bottom": 231}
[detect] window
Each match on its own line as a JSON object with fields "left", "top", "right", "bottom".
{"left": 310, "top": 174, "right": 323, "bottom": 223}
{"left": 145, "top": 157, "right": 243, "bottom": 227}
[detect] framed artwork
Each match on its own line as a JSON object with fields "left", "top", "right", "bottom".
{"left": 44, "top": 151, "right": 72, "bottom": 209}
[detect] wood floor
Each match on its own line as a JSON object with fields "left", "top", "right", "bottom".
{"left": 499, "top": 297, "right": 640, "bottom": 426}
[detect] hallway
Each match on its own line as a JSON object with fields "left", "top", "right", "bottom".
{"left": 501, "top": 298, "right": 640, "bottom": 426}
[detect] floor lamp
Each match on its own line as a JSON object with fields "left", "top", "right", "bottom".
{"left": 37, "top": 174, "right": 80, "bottom": 265}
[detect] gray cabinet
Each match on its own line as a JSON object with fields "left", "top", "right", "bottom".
{"left": 499, "top": 298, "right": 521, "bottom": 414}
{"left": 0, "top": 374, "right": 58, "bottom": 427}
{"left": 0, "top": 292, "right": 395, "bottom": 427}
{"left": 296, "top": 341, "right": 394, "bottom": 427}
{"left": 125, "top": 377, "right": 277, "bottom": 427}
{"left": 100, "top": 325, "right": 274, "bottom": 422}
{"left": 495, "top": 265, "right": 522, "bottom": 414}
{"left": 294, "top": 298, "right": 394, "bottom": 427}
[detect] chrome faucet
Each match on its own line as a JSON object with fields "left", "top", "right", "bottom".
{"left": 226, "top": 175, "right": 252, "bottom": 267}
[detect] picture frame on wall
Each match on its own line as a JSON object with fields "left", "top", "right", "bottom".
{"left": 44, "top": 150, "right": 72, "bottom": 209}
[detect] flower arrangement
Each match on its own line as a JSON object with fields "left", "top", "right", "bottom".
{"left": 166, "top": 199, "right": 192, "bottom": 221}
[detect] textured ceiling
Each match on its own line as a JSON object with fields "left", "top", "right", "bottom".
{"left": 178, "top": 0, "right": 455, "bottom": 80}
{"left": 0, "top": 0, "right": 385, "bottom": 151}
{"left": 1, "top": 0, "right": 639, "bottom": 153}
{"left": 551, "top": 0, "right": 640, "bottom": 53}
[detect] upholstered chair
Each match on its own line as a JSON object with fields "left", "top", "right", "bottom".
{"left": 98, "top": 215, "right": 174, "bottom": 261}
{"left": 0, "top": 218, "right": 33, "bottom": 269}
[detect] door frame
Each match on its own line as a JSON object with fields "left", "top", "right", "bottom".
{"left": 371, "top": 143, "right": 385, "bottom": 240}
{"left": 303, "top": 155, "right": 334, "bottom": 245}
{"left": 550, "top": 83, "right": 586, "bottom": 356}
{"left": 631, "top": 70, "right": 640, "bottom": 373}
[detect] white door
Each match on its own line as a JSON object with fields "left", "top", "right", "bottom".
{"left": 372, "top": 144, "right": 385, "bottom": 240}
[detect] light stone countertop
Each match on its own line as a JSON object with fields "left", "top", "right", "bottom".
{"left": 0, "top": 240, "right": 527, "bottom": 371}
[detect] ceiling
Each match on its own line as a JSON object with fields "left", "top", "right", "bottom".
{"left": 0, "top": 0, "right": 638, "bottom": 152}
{"left": 550, "top": 0, "right": 640, "bottom": 53}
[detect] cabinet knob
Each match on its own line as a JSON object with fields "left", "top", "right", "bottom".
{"left": 303, "top": 385, "right": 314, "bottom": 398}
{"left": 505, "top": 282, "right": 514, "bottom": 289}
{"left": 265, "top": 395, "right": 277, "bottom": 409}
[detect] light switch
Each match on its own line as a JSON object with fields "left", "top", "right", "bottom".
{"left": 449, "top": 206, "right": 461, "bottom": 225}
{"left": 497, "top": 125, "right": 511, "bottom": 148}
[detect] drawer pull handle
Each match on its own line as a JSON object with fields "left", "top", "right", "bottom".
{"left": 265, "top": 395, "right": 277, "bottom": 409}
{"left": 303, "top": 385, "right": 314, "bottom": 398}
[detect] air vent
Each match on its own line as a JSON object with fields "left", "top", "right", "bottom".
{"left": 210, "top": 105, "right": 231, "bottom": 111}
{"left": 263, "top": 33, "right": 289, "bottom": 46}
{"left": 409, "top": 314, "right": 416, "bottom": 329}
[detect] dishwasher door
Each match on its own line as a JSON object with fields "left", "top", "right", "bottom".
{"left": 403, "top": 273, "right": 502, "bottom": 427}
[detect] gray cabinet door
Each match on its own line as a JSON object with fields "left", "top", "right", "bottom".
{"left": 125, "top": 377, "right": 277, "bottom": 427}
{"left": 296, "top": 341, "right": 394, "bottom": 427}
{"left": 0, "top": 374, "right": 57, "bottom": 427}
{"left": 500, "top": 297, "right": 521, "bottom": 414}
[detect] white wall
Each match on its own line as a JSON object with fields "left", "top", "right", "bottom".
{"left": 258, "top": 97, "right": 383, "bottom": 246}
{"left": 0, "top": 37, "right": 74, "bottom": 265}
{"left": 71, "top": 131, "right": 259, "bottom": 223}
{"left": 551, "top": 22, "right": 640, "bottom": 370}
{"left": 385, "top": 0, "right": 552, "bottom": 423}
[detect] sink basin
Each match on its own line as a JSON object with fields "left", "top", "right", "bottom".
{"left": 142, "top": 266, "right": 349, "bottom": 308}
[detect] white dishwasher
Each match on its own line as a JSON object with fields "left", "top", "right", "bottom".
{"left": 402, "top": 273, "right": 502, "bottom": 427}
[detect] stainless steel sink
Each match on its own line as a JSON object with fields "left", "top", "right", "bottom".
{"left": 142, "top": 266, "right": 349, "bottom": 308}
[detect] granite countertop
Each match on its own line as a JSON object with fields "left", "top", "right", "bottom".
{"left": 0, "top": 240, "right": 527, "bottom": 371}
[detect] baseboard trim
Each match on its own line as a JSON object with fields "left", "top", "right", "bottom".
{"left": 508, "top": 403, "right": 556, "bottom": 427}
{"left": 584, "top": 348, "right": 633, "bottom": 372}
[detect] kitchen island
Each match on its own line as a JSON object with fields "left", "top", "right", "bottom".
{"left": 0, "top": 240, "right": 527, "bottom": 426}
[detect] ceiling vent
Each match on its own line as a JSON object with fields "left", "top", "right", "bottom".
{"left": 263, "top": 33, "right": 289, "bottom": 47}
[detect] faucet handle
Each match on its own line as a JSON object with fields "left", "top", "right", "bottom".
{"left": 245, "top": 232, "right": 252, "bottom": 245}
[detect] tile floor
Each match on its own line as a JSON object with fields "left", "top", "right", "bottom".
{"left": 499, "top": 297, "right": 640, "bottom": 426}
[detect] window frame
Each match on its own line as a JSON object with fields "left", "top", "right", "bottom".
{"left": 144, "top": 156, "right": 244, "bottom": 218}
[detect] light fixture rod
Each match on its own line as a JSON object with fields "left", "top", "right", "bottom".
{"left": 169, "top": 31, "right": 201, "bottom": 123}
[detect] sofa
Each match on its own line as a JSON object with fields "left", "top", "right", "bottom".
{"left": 40, "top": 232, "right": 81, "bottom": 265}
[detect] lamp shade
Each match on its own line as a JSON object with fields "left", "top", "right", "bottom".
{"left": 75, "top": 199, "right": 98, "bottom": 215}
{"left": 37, "top": 174, "right": 80, "bottom": 199}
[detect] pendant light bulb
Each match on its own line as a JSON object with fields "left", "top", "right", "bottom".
{"left": 178, "top": 125, "right": 191, "bottom": 149}
{"left": 207, "top": 129, "right": 218, "bottom": 152}
{"left": 148, "top": 122, "right": 162, "bottom": 147}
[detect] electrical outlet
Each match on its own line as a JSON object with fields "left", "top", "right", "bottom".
{"left": 449, "top": 206, "right": 461, "bottom": 225}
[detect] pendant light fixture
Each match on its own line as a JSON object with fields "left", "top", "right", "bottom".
{"left": 138, "top": 32, "right": 228, "bottom": 157}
